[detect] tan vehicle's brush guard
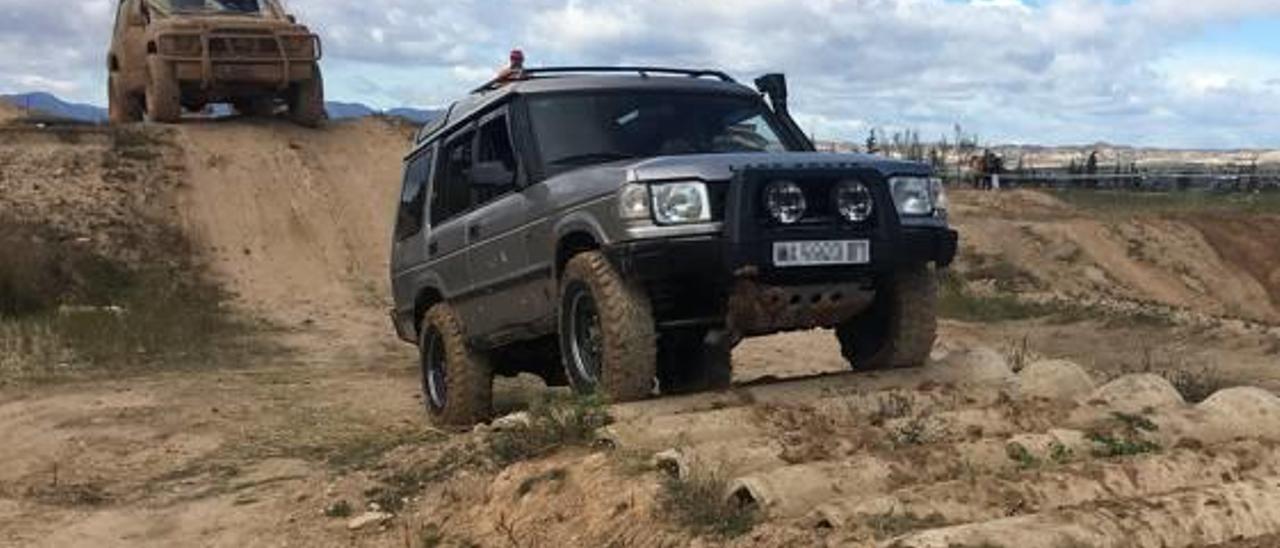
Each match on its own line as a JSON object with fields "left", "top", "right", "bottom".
{"left": 154, "top": 28, "right": 321, "bottom": 90}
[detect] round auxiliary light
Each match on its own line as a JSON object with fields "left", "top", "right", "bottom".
{"left": 765, "top": 180, "right": 807, "bottom": 224}
{"left": 833, "top": 180, "right": 874, "bottom": 222}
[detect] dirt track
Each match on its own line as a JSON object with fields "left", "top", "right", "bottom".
{"left": 2, "top": 119, "right": 1280, "bottom": 547}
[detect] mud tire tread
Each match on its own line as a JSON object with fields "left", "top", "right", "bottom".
{"left": 144, "top": 57, "right": 181, "bottom": 124}
{"left": 420, "top": 303, "right": 493, "bottom": 426}
{"left": 561, "top": 251, "right": 657, "bottom": 402}
{"left": 288, "top": 65, "right": 326, "bottom": 128}
{"left": 108, "top": 75, "right": 142, "bottom": 124}
{"left": 837, "top": 265, "right": 938, "bottom": 371}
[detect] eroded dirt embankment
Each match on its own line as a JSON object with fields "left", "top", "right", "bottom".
{"left": 173, "top": 118, "right": 415, "bottom": 357}
{"left": 952, "top": 190, "right": 1280, "bottom": 324}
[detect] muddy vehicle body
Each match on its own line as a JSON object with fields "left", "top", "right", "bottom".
{"left": 390, "top": 67, "right": 958, "bottom": 425}
{"left": 107, "top": 0, "right": 324, "bottom": 126}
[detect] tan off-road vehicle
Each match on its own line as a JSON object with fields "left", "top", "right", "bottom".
{"left": 107, "top": 0, "right": 325, "bottom": 126}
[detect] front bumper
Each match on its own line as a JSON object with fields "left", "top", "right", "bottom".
{"left": 607, "top": 226, "right": 957, "bottom": 334}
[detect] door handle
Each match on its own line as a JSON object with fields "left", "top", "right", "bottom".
{"left": 428, "top": 240, "right": 439, "bottom": 256}
{"left": 468, "top": 224, "right": 482, "bottom": 240}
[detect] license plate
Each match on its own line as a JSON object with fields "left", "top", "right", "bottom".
{"left": 773, "top": 240, "right": 870, "bottom": 267}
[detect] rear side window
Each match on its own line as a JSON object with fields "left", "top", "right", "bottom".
{"left": 431, "top": 130, "right": 475, "bottom": 226}
{"left": 395, "top": 148, "right": 433, "bottom": 241}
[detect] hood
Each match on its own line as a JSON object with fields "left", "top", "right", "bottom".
{"left": 618, "top": 152, "right": 932, "bottom": 182}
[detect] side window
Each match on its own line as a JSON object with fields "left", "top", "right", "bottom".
{"left": 394, "top": 148, "right": 433, "bottom": 241}
{"left": 472, "top": 114, "right": 518, "bottom": 206}
{"left": 430, "top": 130, "right": 475, "bottom": 227}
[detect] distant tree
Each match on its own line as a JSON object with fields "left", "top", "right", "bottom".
{"left": 865, "top": 129, "right": 879, "bottom": 154}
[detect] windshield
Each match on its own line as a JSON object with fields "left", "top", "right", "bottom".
{"left": 151, "top": 0, "right": 265, "bottom": 15}
{"left": 527, "top": 92, "right": 794, "bottom": 170}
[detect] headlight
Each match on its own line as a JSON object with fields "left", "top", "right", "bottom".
{"left": 618, "top": 184, "right": 651, "bottom": 221}
{"left": 833, "top": 180, "right": 874, "bottom": 222}
{"left": 764, "top": 180, "right": 807, "bottom": 224}
{"left": 651, "top": 182, "right": 711, "bottom": 225}
{"left": 889, "top": 176, "right": 934, "bottom": 216}
{"left": 929, "top": 177, "right": 948, "bottom": 212}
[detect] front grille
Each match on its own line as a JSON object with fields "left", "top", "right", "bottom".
{"left": 208, "top": 36, "right": 281, "bottom": 59}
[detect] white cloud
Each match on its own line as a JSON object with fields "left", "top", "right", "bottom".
{"left": 1, "top": 0, "right": 1278, "bottom": 147}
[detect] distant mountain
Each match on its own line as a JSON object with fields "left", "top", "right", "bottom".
{"left": 1, "top": 92, "right": 108, "bottom": 124}
{"left": 0, "top": 92, "right": 442, "bottom": 125}
{"left": 324, "top": 101, "right": 376, "bottom": 120}
{"left": 327, "top": 102, "right": 443, "bottom": 124}
{"left": 385, "top": 107, "right": 443, "bottom": 124}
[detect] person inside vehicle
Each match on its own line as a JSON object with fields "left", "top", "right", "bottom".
{"left": 495, "top": 49, "right": 526, "bottom": 84}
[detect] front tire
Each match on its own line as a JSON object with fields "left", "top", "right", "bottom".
{"left": 144, "top": 57, "right": 181, "bottom": 123}
{"left": 837, "top": 265, "right": 938, "bottom": 371}
{"left": 108, "top": 75, "right": 142, "bottom": 124}
{"left": 559, "top": 251, "right": 657, "bottom": 403}
{"left": 419, "top": 303, "right": 493, "bottom": 426}
{"left": 288, "top": 65, "right": 325, "bottom": 128}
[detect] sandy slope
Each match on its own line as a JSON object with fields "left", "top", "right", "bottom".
{"left": 175, "top": 118, "right": 414, "bottom": 358}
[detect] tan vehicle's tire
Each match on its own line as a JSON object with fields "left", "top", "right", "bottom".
{"left": 836, "top": 265, "right": 938, "bottom": 371}
{"left": 144, "top": 57, "right": 181, "bottom": 124}
{"left": 288, "top": 65, "right": 325, "bottom": 128}
{"left": 419, "top": 303, "right": 493, "bottom": 426}
{"left": 559, "top": 251, "right": 657, "bottom": 403}
{"left": 108, "top": 75, "right": 142, "bottom": 124}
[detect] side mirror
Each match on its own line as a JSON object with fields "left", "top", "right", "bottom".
{"left": 470, "top": 161, "right": 515, "bottom": 188}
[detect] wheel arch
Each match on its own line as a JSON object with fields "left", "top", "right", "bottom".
{"left": 555, "top": 231, "right": 601, "bottom": 281}
{"left": 413, "top": 285, "right": 445, "bottom": 334}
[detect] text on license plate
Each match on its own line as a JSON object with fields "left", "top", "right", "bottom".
{"left": 773, "top": 240, "right": 870, "bottom": 267}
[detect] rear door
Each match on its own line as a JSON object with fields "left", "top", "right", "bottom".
{"left": 390, "top": 146, "right": 435, "bottom": 312}
{"left": 425, "top": 125, "right": 477, "bottom": 302}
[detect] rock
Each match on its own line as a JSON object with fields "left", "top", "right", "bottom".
{"left": 1018, "top": 360, "right": 1095, "bottom": 402}
{"left": 1084, "top": 374, "right": 1184, "bottom": 413}
{"left": 932, "top": 346, "right": 1014, "bottom": 384}
{"left": 491, "top": 411, "right": 533, "bottom": 431}
{"left": 346, "top": 511, "right": 392, "bottom": 531}
{"left": 1199, "top": 387, "right": 1280, "bottom": 440}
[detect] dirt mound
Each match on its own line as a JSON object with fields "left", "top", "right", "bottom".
{"left": 173, "top": 118, "right": 415, "bottom": 355}
{"left": 0, "top": 101, "right": 21, "bottom": 124}
{"left": 951, "top": 190, "right": 1280, "bottom": 323}
{"left": 387, "top": 347, "right": 1280, "bottom": 548}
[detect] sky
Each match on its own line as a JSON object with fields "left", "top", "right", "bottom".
{"left": 1, "top": 0, "right": 1278, "bottom": 148}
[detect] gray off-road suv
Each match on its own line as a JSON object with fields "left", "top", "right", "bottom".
{"left": 390, "top": 67, "right": 958, "bottom": 425}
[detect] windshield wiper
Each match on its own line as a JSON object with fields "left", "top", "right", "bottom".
{"left": 549, "top": 152, "right": 638, "bottom": 166}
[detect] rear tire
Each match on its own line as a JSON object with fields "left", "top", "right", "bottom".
{"left": 108, "top": 75, "right": 142, "bottom": 124}
{"left": 419, "top": 303, "right": 493, "bottom": 426}
{"left": 144, "top": 57, "right": 181, "bottom": 124}
{"left": 658, "top": 329, "right": 733, "bottom": 394}
{"left": 559, "top": 251, "right": 656, "bottom": 403}
{"left": 288, "top": 65, "right": 325, "bottom": 128}
{"left": 837, "top": 265, "right": 938, "bottom": 371}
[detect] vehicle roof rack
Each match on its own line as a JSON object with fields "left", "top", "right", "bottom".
{"left": 471, "top": 66, "right": 737, "bottom": 94}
